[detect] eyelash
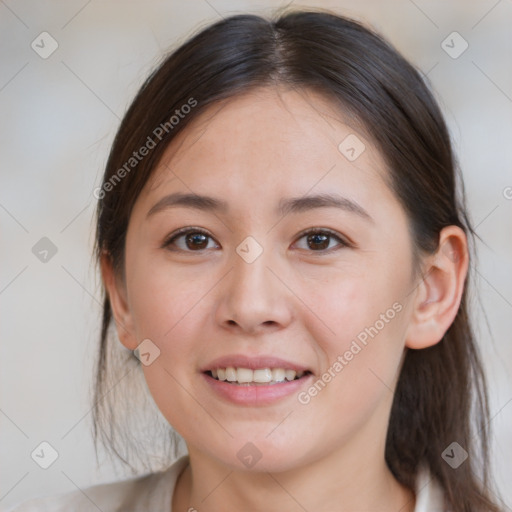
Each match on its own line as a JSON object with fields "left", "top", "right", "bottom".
{"left": 161, "top": 227, "right": 351, "bottom": 254}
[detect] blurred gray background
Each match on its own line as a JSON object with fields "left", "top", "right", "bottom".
{"left": 1, "top": 0, "right": 511, "bottom": 509}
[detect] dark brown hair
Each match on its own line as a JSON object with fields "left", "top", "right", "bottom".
{"left": 93, "top": 9, "right": 503, "bottom": 511}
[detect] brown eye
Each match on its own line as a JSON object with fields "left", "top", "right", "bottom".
{"left": 307, "top": 232, "right": 330, "bottom": 250}
{"left": 294, "top": 229, "right": 349, "bottom": 252}
{"left": 163, "top": 228, "right": 218, "bottom": 252}
{"left": 184, "top": 232, "right": 209, "bottom": 250}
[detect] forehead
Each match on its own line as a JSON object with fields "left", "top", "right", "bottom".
{"left": 140, "top": 86, "right": 392, "bottom": 214}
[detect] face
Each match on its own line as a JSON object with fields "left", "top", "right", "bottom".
{"left": 115, "top": 86, "right": 422, "bottom": 472}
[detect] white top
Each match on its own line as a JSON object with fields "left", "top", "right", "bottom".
{"left": 6, "top": 455, "right": 446, "bottom": 511}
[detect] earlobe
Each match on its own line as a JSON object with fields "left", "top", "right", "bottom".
{"left": 405, "top": 226, "right": 469, "bottom": 350}
{"left": 100, "top": 251, "right": 138, "bottom": 351}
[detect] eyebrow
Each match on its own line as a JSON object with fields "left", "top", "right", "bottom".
{"left": 147, "top": 192, "right": 372, "bottom": 221}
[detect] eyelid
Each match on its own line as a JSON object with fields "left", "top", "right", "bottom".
{"left": 292, "top": 227, "right": 353, "bottom": 252}
{"left": 162, "top": 226, "right": 353, "bottom": 252}
{"left": 161, "top": 226, "right": 218, "bottom": 251}
{"left": 294, "top": 227, "right": 352, "bottom": 246}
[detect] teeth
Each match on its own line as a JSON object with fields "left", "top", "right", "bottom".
{"left": 225, "top": 367, "right": 237, "bottom": 382}
{"left": 237, "top": 367, "right": 254, "bottom": 383}
{"left": 253, "top": 368, "right": 272, "bottom": 383}
{"left": 272, "top": 368, "right": 286, "bottom": 382}
{"left": 285, "top": 370, "right": 297, "bottom": 381}
{"left": 208, "top": 367, "right": 308, "bottom": 384}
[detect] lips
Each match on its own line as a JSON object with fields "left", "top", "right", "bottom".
{"left": 199, "top": 355, "right": 313, "bottom": 405}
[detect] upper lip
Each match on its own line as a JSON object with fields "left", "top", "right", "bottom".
{"left": 201, "top": 354, "right": 312, "bottom": 373}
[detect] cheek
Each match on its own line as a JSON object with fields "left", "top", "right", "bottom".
{"left": 124, "top": 256, "right": 217, "bottom": 408}
{"left": 295, "top": 260, "right": 410, "bottom": 411}
{"left": 128, "top": 271, "right": 207, "bottom": 432}
{"left": 126, "top": 254, "right": 214, "bottom": 342}
{"left": 298, "top": 259, "right": 408, "bottom": 352}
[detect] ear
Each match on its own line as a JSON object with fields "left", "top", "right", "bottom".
{"left": 100, "top": 250, "right": 138, "bottom": 351}
{"left": 405, "top": 226, "right": 469, "bottom": 349}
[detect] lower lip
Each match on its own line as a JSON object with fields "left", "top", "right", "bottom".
{"left": 202, "top": 372, "right": 313, "bottom": 406}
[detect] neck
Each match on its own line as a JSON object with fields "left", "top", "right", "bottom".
{"left": 173, "top": 439, "right": 415, "bottom": 512}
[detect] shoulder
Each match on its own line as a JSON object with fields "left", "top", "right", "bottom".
{"left": 5, "top": 455, "right": 190, "bottom": 512}
{"left": 414, "top": 465, "right": 446, "bottom": 512}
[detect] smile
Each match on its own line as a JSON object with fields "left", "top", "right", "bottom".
{"left": 206, "top": 367, "right": 310, "bottom": 385}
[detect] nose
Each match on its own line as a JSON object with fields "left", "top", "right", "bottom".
{"left": 214, "top": 243, "right": 294, "bottom": 335}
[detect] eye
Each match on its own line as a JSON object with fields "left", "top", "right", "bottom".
{"left": 162, "top": 227, "right": 351, "bottom": 254}
{"left": 293, "top": 229, "right": 350, "bottom": 253}
{"left": 162, "top": 227, "right": 219, "bottom": 252}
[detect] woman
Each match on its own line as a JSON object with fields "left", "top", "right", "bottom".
{"left": 10, "top": 8, "right": 504, "bottom": 512}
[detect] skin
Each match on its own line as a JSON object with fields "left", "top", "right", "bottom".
{"left": 102, "top": 86, "right": 468, "bottom": 512}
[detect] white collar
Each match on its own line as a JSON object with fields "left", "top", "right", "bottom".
{"left": 413, "top": 465, "right": 445, "bottom": 511}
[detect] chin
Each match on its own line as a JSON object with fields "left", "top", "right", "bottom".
{"left": 210, "top": 437, "right": 313, "bottom": 474}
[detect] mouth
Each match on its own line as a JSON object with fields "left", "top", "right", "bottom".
{"left": 204, "top": 367, "right": 313, "bottom": 386}
{"left": 200, "top": 355, "right": 314, "bottom": 405}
